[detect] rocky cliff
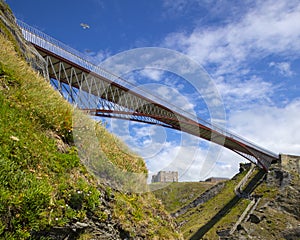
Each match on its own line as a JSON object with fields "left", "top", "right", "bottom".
{"left": 230, "top": 154, "right": 300, "bottom": 240}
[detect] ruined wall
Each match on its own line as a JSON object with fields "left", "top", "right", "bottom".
{"left": 280, "top": 154, "right": 300, "bottom": 174}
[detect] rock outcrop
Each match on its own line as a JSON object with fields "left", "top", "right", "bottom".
{"left": 230, "top": 154, "right": 300, "bottom": 240}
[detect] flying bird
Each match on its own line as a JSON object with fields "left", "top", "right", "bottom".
{"left": 80, "top": 23, "right": 90, "bottom": 29}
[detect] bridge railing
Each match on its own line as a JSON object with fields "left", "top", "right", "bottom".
{"left": 17, "top": 20, "right": 111, "bottom": 79}
{"left": 17, "top": 20, "right": 278, "bottom": 160}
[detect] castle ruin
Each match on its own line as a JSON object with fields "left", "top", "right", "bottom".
{"left": 151, "top": 171, "right": 178, "bottom": 183}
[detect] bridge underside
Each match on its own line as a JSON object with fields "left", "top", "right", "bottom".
{"left": 34, "top": 46, "right": 277, "bottom": 171}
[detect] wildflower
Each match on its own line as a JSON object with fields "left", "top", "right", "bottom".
{"left": 10, "top": 135, "right": 19, "bottom": 141}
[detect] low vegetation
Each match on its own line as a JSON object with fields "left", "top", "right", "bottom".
{"left": 177, "top": 173, "right": 248, "bottom": 239}
{"left": 152, "top": 171, "right": 252, "bottom": 239}
{"left": 151, "top": 182, "right": 214, "bottom": 213}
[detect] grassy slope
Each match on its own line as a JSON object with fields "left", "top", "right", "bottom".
{"left": 152, "top": 171, "right": 251, "bottom": 239}
{"left": 151, "top": 182, "right": 215, "bottom": 213}
{"left": 179, "top": 171, "right": 255, "bottom": 239}
{"left": 0, "top": 31, "right": 180, "bottom": 239}
{"left": 156, "top": 167, "right": 300, "bottom": 240}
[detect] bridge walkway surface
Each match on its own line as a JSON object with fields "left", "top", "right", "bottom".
{"left": 17, "top": 20, "right": 279, "bottom": 170}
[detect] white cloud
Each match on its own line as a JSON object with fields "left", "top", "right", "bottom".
{"left": 164, "top": 0, "right": 300, "bottom": 76}
{"left": 93, "top": 50, "right": 111, "bottom": 64}
{"left": 155, "top": 85, "right": 196, "bottom": 112}
{"left": 146, "top": 137, "right": 242, "bottom": 182}
{"left": 146, "top": 140, "right": 226, "bottom": 182}
{"left": 269, "top": 61, "right": 294, "bottom": 77}
{"left": 163, "top": 0, "right": 187, "bottom": 12}
{"left": 228, "top": 99, "right": 300, "bottom": 155}
{"left": 215, "top": 75, "right": 274, "bottom": 109}
{"left": 140, "top": 69, "right": 164, "bottom": 81}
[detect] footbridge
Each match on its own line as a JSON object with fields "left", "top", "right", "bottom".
{"left": 17, "top": 20, "right": 279, "bottom": 171}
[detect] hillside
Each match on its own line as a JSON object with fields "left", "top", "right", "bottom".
{"left": 153, "top": 161, "right": 300, "bottom": 240}
{"left": 151, "top": 182, "right": 215, "bottom": 214}
{"left": 0, "top": 1, "right": 181, "bottom": 239}
{"left": 153, "top": 169, "right": 251, "bottom": 239}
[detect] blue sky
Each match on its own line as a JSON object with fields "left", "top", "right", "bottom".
{"left": 7, "top": 0, "right": 300, "bottom": 181}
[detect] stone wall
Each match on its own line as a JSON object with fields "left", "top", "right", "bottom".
{"left": 173, "top": 181, "right": 226, "bottom": 217}
{"left": 205, "top": 177, "right": 229, "bottom": 183}
{"left": 280, "top": 154, "right": 300, "bottom": 174}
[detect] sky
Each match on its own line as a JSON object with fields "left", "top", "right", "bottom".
{"left": 6, "top": 0, "right": 300, "bottom": 182}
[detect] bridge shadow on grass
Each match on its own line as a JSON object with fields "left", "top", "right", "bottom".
{"left": 189, "top": 195, "right": 241, "bottom": 240}
{"left": 189, "top": 169, "right": 266, "bottom": 240}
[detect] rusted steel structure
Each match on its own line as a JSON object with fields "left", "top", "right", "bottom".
{"left": 17, "top": 20, "right": 279, "bottom": 170}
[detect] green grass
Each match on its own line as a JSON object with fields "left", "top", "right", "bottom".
{"left": 175, "top": 171, "right": 249, "bottom": 239}
{"left": 0, "top": 30, "right": 180, "bottom": 239}
{"left": 151, "top": 182, "right": 215, "bottom": 213}
{"left": 150, "top": 173, "right": 257, "bottom": 239}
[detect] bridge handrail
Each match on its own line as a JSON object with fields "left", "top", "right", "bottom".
{"left": 16, "top": 20, "right": 114, "bottom": 80}
{"left": 17, "top": 20, "right": 278, "bottom": 160}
